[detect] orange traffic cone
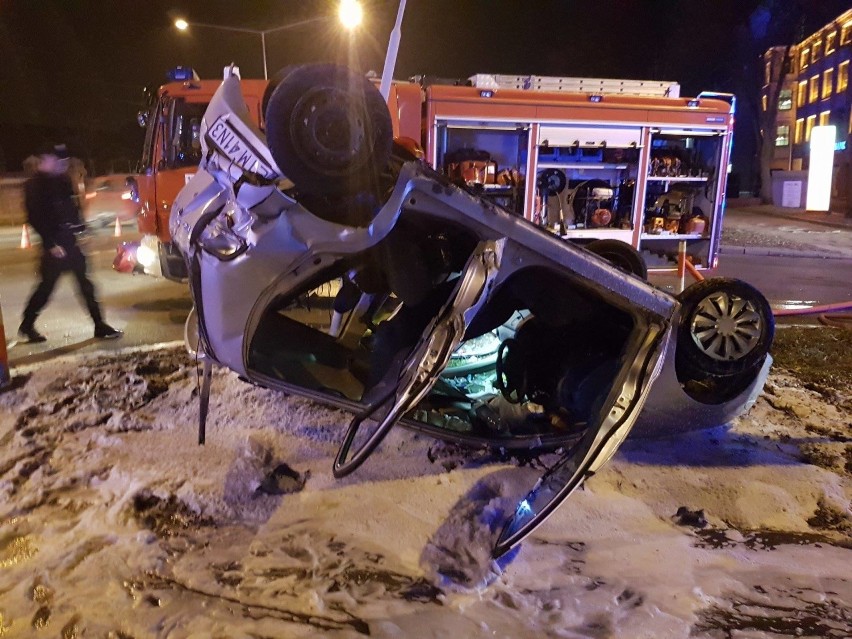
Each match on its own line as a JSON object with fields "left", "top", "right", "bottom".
{"left": 19, "top": 224, "right": 31, "bottom": 249}
{"left": 113, "top": 217, "right": 122, "bottom": 238}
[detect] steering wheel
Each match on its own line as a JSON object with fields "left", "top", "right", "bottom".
{"left": 495, "top": 338, "right": 528, "bottom": 404}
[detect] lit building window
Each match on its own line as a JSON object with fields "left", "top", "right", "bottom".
{"left": 826, "top": 32, "right": 837, "bottom": 54}
{"left": 842, "top": 23, "right": 852, "bottom": 45}
{"left": 809, "top": 75, "right": 820, "bottom": 103}
{"left": 820, "top": 110, "right": 831, "bottom": 126}
{"left": 775, "top": 125, "right": 790, "bottom": 147}
{"left": 822, "top": 68, "right": 834, "bottom": 99}
{"left": 806, "top": 114, "right": 816, "bottom": 141}
{"left": 762, "top": 94, "right": 768, "bottom": 111}
{"left": 812, "top": 39, "right": 822, "bottom": 62}
{"left": 839, "top": 61, "right": 849, "bottom": 92}
{"left": 800, "top": 48, "right": 810, "bottom": 70}
{"left": 795, "top": 118, "right": 804, "bottom": 143}
{"left": 797, "top": 80, "right": 807, "bottom": 106}
{"left": 778, "top": 89, "right": 793, "bottom": 110}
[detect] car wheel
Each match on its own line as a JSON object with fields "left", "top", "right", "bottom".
{"left": 676, "top": 278, "right": 774, "bottom": 377}
{"left": 264, "top": 63, "right": 393, "bottom": 198}
{"left": 261, "top": 65, "right": 298, "bottom": 128}
{"left": 585, "top": 239, "right": 648, "bottom": 279}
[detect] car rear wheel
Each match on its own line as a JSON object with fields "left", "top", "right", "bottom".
{"left": 264, "top": 64, "right": 393, "bottom": 198}
{"left": 676, "top": 277, "right": 774, "bottom": 377}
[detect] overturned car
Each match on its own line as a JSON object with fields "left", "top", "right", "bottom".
{"left": 172, "top": 65, "right": 774, "bottom": 558}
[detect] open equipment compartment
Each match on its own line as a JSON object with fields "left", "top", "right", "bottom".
{"left": 424, "top": 77, "right": 735, "bottom": 273}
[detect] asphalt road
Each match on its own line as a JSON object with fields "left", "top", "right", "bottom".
{"left": 0, "top": 227, "right": 191, "bottom": 368}
{"left": 651, "top": 253, "right": 852, "bottom": 315}
{"left": 2, "top": 212, "right": 852, "bottom": 369}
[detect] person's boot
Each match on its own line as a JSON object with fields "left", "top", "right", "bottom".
{"left": 94, "top": 323, "right": 123, "bottom": 340}
{"left": 18, "top": 322, "right": 47, "bottom": 343}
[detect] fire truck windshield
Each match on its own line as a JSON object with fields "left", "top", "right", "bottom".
{"left": 164, "top": 98, "right": 206, "bottom": 169}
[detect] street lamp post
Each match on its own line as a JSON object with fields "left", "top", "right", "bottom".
{"left": 174, "top": 6, "right": 362, "bottom": 80}
{"left": 379, "top": 0, "right": 406, "bottom": 101}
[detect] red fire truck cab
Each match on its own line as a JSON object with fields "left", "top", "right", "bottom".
{"left": 120, "top": 68, "right": 267, "bottom": 279}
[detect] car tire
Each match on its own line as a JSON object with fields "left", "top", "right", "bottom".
{"left": 261, "top": 65, "right": 299, "bottom": 128}
{"left": 676, "top": 277, "right": 774, "bottom": 377}
{"left": 264, "top": 63, "right": 393, "bottom": 198}
{"left": 585, "top": 239, "right": 648, "bottom": 279}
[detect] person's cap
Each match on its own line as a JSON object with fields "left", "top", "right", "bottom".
{"left": 38, "top": 143, "right": 70, "bottom": 159}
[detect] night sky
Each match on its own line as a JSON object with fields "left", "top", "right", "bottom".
{"left": 1, "top": 0, "right": 850, "bottom": 186}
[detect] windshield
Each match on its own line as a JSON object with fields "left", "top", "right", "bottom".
{"left": 164, "top": 98, "right": 207, "bottom": 169}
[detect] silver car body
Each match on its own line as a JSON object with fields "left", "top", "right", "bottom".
{"left": 172, "top": 71, "right": 771, "bottom": 556}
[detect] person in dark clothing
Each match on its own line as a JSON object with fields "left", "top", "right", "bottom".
{"left": 19, "top": 144, "right": 122, "bottom": 343}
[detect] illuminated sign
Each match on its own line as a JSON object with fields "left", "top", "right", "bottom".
{"left": 806, "top": 125, "right": 836, "bottom": 211}
{"left": 835, "top": 140, "right": 847, "bottom": 151}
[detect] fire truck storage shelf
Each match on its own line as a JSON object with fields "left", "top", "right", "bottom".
{"left": 425, "top": 80, "right": 732, "bottom": 271}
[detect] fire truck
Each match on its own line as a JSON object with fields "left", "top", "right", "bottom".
{"left": 120, "top": 68, "right": 268, "bottom": 280}
{"left": 119, "top": 68, "right": 734, "bottom": 280}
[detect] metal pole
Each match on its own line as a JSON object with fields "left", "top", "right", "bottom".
{"left": 379, "top": 0, "right": 406, "bottom": 100}
{"left": 198, "top": 358, "right": 213, "bottom": 445}
{"left": 261, "top": 31, "right": 268, "bottom": 80}
{"left": 0, "top": 299, "right": 10, "bottom": 389}
{"left": 677, "top": 240, "right": 687, "bottom": 293}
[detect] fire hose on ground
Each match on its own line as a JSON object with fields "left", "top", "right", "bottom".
{"left": 772, "top": 300, "right": 852, "bottom": 329}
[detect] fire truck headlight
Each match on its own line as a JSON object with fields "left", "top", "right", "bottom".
{"left": 136, "top": 244, "right": 158, "bottom": 269}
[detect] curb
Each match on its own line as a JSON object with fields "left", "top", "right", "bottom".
{"left": 719, "top": 245, "right": 852, "bottom": 259}
{"left": 727, "top": 206, "right": 852, "bottom": 231}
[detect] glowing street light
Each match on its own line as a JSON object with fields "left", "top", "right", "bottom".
{"left": 174, "top": 4, "right": 361, "bottom": 80}
{"left": 338, "top": 0, "right": 363, "bottom": 30}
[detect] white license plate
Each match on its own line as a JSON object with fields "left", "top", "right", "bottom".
{"left": 208, "top": 116, "right": 275, "bottom": 179}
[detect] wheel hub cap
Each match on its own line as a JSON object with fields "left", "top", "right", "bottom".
{"left": 690, "top": 291, "right": 762, "bottom": 362}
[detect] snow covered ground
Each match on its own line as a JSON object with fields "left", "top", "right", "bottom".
{"left": 0, "top": 344, "right": 849, "bottom": 638}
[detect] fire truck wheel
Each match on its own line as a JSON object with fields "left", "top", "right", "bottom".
{"left": 676, "top": 278, "right": 774, "bottom": 377}
{"left": 585, "top": 239, "right": 648, "bottom": 279}
{"left": 265, "top": 63, "right": 393, "bottom": 198}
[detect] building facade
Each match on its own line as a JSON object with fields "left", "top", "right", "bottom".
{"left": 763, "top": 9, "right": 852, "bottom": 213}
